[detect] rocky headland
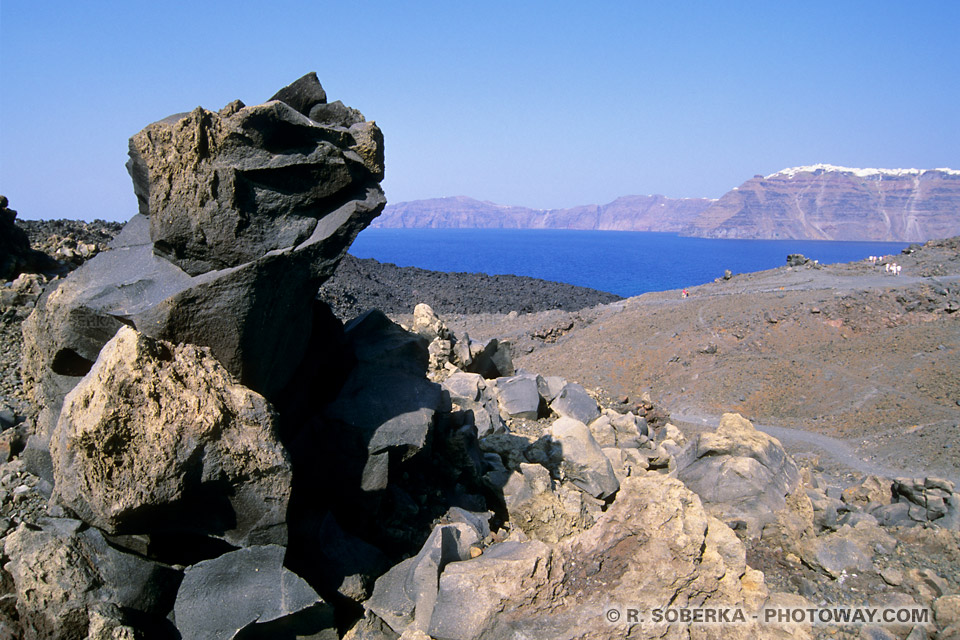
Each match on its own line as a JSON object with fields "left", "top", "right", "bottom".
{"left": 0, "top": 77, "right": 958, "bottom": 640}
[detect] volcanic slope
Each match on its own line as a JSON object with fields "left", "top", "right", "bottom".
{"left": 440, "top": 237, "right": 960, "bottom": 483}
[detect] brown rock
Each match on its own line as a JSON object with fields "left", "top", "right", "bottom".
{"left": 50, "top": 327, "right": 292, "bottom": 547}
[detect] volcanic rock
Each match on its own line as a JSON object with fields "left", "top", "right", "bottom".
{"left": 890, "top": 477, "right": 960, "bottom": 528}
{"left": 491, "top": 374, "right": 542, "bottom": 420}
{"left": 674, "top": 413, "right": 801, "bottom": 537}
{"left": 0, "top": 197, "right": 58, "bottom": 281}
{"left": 173, "top": 544, "right": 333, "bottom": 640}
{"left": 546, "top": 416, "right": 620, "bottom": 500}
{"left": 49, "top": 326, "right": 292, "bottom": 548}
{"left": 366, "top": 521, "right": 484, "bottom": 636}
{"left": 549, "top": 382, "right": 600, "bottom": 425}
{"left": 21, "top": 74, "right": 385, "bottom": 479}
{"left": 4, "top": 518, "right": 181, "bottom": 639}
{"left": 399, "top": 474, "right": 803, "bottom": 640}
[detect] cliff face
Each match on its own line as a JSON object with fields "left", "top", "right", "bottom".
{"left": 684, "top": 165, "right": 960, "bottom": 241}
{"left": 372, "top": 194, "right": 714, "bottom": 231}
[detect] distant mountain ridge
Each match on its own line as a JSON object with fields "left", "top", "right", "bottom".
{"left": 372, "top": 194, "right": 715, "bottom": 232}
{"left": 375, "top": 165, "right": 960, "bottom": 242}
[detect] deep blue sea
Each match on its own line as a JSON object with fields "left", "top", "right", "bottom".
{"left": 350, "top": 229, "right": 909, "bottom": 298}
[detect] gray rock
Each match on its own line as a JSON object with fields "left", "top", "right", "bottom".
{"left": 309, "top": 100, "right": 366, "bottom": 127}
{"left": 268, "top": 71, "right": 328, "bottom": 115}
{"left": 442, "top": 372, "right": 484, "bottom": 403}
{"left": 309, "top": 514, "right": 391, "bottom": 603}
{"left": 871, "top": 502, "right": 914, "bottom": 527}
{"left": 610, "top": 411, "right": 647, "bottom": 445}
{"left": 366, "top": 522, "right": 483, "bottom": 635}
{"left": 428, "top": 540, "right": 553, "bottom": 640}
{"left": 891, "top": 477, "right": 960, "bottom": 529}
{"left": 174, "top": 545, "right": 332, "bottom": 640}
{"left": 467, "top": 338, "right": 514, "bottom": 379}
{"left": 675, "top": 413, "right": 801, "bottom": 538}
{"left": 50, "top": 327, "right": 292, "bottom": 548}
{"left": 20, "top": 76, "right": 385, "bottom": 478}
{"left": 4, "top": 519, "right": 181, "bottom": 638}
{"left": 800, "top": 522, "right": 896, "bottom": 578}
{"left": 536, "top": 376, "right": 566, "bottom": 402}
{"left": 547, "top": 417, "right": 620, "bottom": 499}
{"left": 550, "top": 383, "right": 600, "bottom": 425}
{"left": 326, "top": 311, "right": 442, "bottom": 475}
{"left": 492, "top": 374, "right": 542, "bottom": 420}
{"left": 588, "top": 415, "right": 618, "bottom": 448}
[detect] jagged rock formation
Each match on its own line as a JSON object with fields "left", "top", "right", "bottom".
{"left": 372, "top": 194, "right": 714, "bottom": 231}
{"left": 685, "top": 164, "right": 960, "bottom": 241}
{"left": 20, "top": 73, "right": 386, "bottom": 479}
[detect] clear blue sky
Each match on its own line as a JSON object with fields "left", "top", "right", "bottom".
{"left": 2, "top": 1, "right": 958, "bottom": 221}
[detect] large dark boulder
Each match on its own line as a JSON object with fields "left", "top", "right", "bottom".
{"left": 21, "top": 75, "right": 386, "bottom": 479}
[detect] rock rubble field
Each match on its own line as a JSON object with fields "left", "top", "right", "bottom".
{"left": 0, "top": 76, "right": 958, "bottom": 640}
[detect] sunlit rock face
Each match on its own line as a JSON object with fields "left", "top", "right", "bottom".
{"left": 686, "top": 164, "right": 960, "bottom": 241}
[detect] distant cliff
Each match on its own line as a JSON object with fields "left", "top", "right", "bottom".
{"left": 683, "top": 165, "right": 960, "bottom": 241}
{"left": 372, "top": 195, "right": 714, "bottom": 232}
{"left": 375, "top": 165, "right": 960, "bottom": 241}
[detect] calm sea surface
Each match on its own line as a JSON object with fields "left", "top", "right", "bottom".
{"left": 350, "top": 229, "right": 909, "bottom": 297}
